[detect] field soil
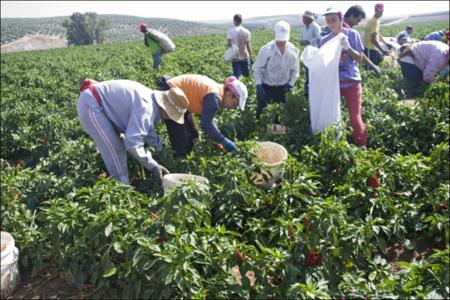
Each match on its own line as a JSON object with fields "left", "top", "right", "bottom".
{"left": 1, "top": 35, "right": 67, "bottom": 53}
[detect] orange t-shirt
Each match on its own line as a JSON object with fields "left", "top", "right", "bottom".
{"left": 167, "top": 74, "right": 224, "bottom": 115}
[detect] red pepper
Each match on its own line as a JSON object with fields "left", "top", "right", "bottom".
{"left": 369, "top": 176, "right": 380, "bottom": 189}
{"left": 215, "top": 143, "right": 224, "bottom": 153}
{"left": 440, "top": 202, "right": 446, "bottom": 210}
{"left": 306, "top": 250, "right": 322, "bottom": 266}
{"left": 275, "top": 178, "right": 282, "bottom": 185}
{"left": 370, "top": 191, "right": 377, "bottom": 198}
{"left": 236, "top": 250, "right": 243, "bottom": 262}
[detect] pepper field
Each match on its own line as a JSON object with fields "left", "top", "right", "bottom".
{"left": 1, "top": 21, "right": 449, "bottom": 298}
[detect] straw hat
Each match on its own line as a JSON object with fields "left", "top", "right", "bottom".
{"left": 303, "top": 10, "right": 315, "bottom": 20}
{"left": 154, "top": 87, "right": 189, "bottom": 124}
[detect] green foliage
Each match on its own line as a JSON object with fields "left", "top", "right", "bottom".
{"left": 1, "top": 21, "right": 448, "bottom": 299}
{"left": 62, "top": 12, "right": 109, "bottom": 46}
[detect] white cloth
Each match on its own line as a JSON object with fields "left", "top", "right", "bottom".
{"left": 301, "top": 33, "right": 344, "bottom": 133}
{"left": 300, "top": 21, "right": 321, "bottom": 46}
{"left": 227, "top": 26, "right": 251, "bottom": 60}
{"left": 253, "top": 41, "right": 300, "bottom": 86}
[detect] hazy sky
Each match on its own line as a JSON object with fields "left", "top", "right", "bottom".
{"left": 1, "top": 1, "right": 449, "bottom": 21}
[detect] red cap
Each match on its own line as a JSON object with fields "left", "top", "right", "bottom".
{"left": 139, "top": 23, "right": 147, "bottom": 33}
{"left": 375, "top": 3, "right": 384, "bottom": 11}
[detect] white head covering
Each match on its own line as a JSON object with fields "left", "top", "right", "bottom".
{"left": 274, "top": 21, "right": 290, "bottom": 41}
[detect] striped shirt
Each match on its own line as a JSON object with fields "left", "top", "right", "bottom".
{"left": 411, "top": 41, "right": 449, "bottom": 83}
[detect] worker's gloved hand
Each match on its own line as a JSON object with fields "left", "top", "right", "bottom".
{"left": 151, "top": 164, "right": 170, "bottom": 185}
{"left": 340, "top": 36, "right": 350, "bottom": 50}
{"left": 222, "top": 138, "right": 237, "bottom": 152}
{"left": 256, "top": 84, "right": 265, "bottom": 99}
{"left": 282, "top": 84, "right": 293, "bottom": 94}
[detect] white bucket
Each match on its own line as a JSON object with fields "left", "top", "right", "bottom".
{"left": 162, "top": 173, "right": 209, "bottom": 195}
{"left": 251, "top": 141, "right": 288, "bottom": 188}
{"left": 1, "top": 231, "right": 20, "bottom": 298}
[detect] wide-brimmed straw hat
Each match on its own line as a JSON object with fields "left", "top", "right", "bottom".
{"left": 154, "top": 87, "right": 189, "bottom": 124}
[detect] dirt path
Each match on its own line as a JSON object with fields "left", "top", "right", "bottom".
{"left": 1, "top": 35, "right": 67, "bottom": 53}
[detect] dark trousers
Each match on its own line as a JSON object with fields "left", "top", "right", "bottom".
{"left": 156, "top": 75, "right": 199, "bottom": 157}
{"left": 232, "top": 59, "right": 250, "bottom": 78}
{"left": 364, "top": 48, "right": 383, "bottom": 66}
{"left": 400, "top": 61, "right": 423, "bottom": 83}
{"left": 165, "top": 112, "right": 199, "bottom": 157}
{"left": 256, "top": 84, "right": 287, "bottom": 121}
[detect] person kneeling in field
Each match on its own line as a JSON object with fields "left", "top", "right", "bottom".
{"left": 77, "top": 79, "right": 189, "bottom": 184}
{"left": 156, "top": 74, "right": 247, "bottom": 156}
{"left": 398, "top": 41, "right": 449, "bottom": 84}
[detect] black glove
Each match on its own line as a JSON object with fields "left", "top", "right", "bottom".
{"left": 282, "top": 84, "right": 293, "bottom": 94}
{"left": 151, "top": 164, "right": 170, "bottom": 185}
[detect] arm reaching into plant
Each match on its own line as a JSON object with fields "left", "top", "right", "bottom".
{"left": 200, "top": 93, "right": 226, "bottom": 143}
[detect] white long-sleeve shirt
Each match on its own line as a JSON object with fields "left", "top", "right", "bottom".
{"left": 300, "top": 21, "right": 321, "bottom": 46}
{"left": 253, "top": 40, "right": 300, "bottom": 87}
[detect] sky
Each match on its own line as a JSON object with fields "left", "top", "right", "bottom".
{"left": 1, "top": 1, "right": 449, "bottom": 21}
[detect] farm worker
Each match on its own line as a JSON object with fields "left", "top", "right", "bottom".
{"left": 158, "top": 74, "right": 248, "bottom": 156}
{"left": 343, "top": 5, "right": 381, "bottom": 75}
{"left": 396, "top": 33, "right": 408, "bottom": 46}
{"left": 423, "top": 30, "right": 447, "bottom": 41}
{"left": 253, "top": 21, "right": 300, "bottom": 119}
{"left": 363, "top": 3, "right": 391, "bottom": 66}
{"left": 226, "top": 14, "right": 253, "bottom": 79}
{"left": 320, "top": 7, "right": 367, "bottom": 146}
{"left": 140, "top": 23, "right": 165, "bottom": 70}
{"left": 300, "top": 10, "right": 321, "bottom": 95}
{"left": 300, "top": 10, "right": 321, "bottom": 47}
{"left": 396, "top": 25, "right": 413, "bottom": 43}
{"left": 77, "top": 79, "right": 189, "bottom": 184}
{"left": 398, "top": 41, "right": 449, "bottom": 83}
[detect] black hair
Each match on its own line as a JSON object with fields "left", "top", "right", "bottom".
{"left": 233, "top": 14, "right": 243, "bottom": 24}
{"left": 344, "top": 5, "right": 366, "bottom": 19}
{"left": 406, "top": 25, "right": 413, "bottom": 30}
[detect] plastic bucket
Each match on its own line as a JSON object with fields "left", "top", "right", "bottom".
{"left": 251, "top": 141, "right": 288, "bottom": 188}
{"left": 1, "top": 231, "right": 20, "bottom": 298}
{"left": 162, "top": 173, "right": 209, "bottom": 195}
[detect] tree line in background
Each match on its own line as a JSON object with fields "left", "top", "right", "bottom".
{"left": 63, "top": 12, "right": 109, "bottom": 46}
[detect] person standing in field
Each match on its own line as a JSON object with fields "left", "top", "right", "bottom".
{"left": 363, "top": 3, "right": 391, "bottom": 66}
{"left": 396, "top": 25, "right": 414, "bottom": 43}
{"left": 226, "top": 14, "right": 253, "bottom": 79}
{"left": 157, "top": 74, "right": 248, "bottom": 156}
{"left": 398, "top": 41, "right": 449, "bottom": 83}
{"left": 253, "top": 21, "right": 300, "bottom": 119}
{"left": 300, "top": 10, "right": 321, "bottom": 95}
{"left": 320, "top": 7, "right": 367, "bottom": 147}
{"left": 140, "top": 23, "right": 167, "bottom": 70}
{"left": 77, "top": 79, "right": 190, "bottom": 184}
{"left": 343, "top": 5, "right": 381, "bottom": 75}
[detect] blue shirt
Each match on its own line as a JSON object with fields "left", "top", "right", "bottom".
{"left": 424, "top": 31, "right": 444, "bottom": 41}
{"left": 201, "top": 93, "right": 225, "bottom": 143}
{"left": 320, "top": 28, "right": 364, "bottom": 87}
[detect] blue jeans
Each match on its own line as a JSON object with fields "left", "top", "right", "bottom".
{"left": 400, "top": 61, "right": 423, "bottom": 82}
{"left": 232, "top": 59, "right": 250, "bottom": 78}
{"left": 152, "top": 51, "right": 163, "bottom": 70}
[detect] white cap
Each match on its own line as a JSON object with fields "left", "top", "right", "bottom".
{"left": 274, "top": 21, "right": 290, "bottom": 41}
{"left": 323, "top": 7, "right": 342, "bottom": 15}
{"left": 232, "top": 80, "right": 248, "bottom": 110}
